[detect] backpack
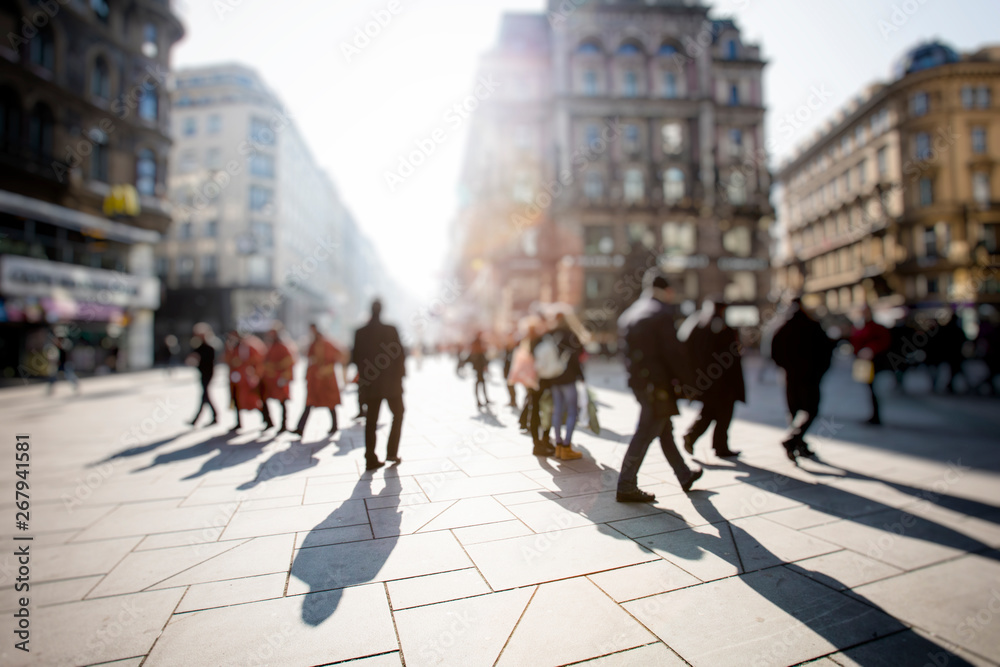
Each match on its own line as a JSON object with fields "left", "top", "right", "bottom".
{"left": 534, "top": 334, "right": 569, "bottom": 380}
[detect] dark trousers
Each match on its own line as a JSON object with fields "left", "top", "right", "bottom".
{"left": 868, "top": 382, "right": 881, "bottom": 422}
{"left": 474, "top": 370, "right": 489, "bottom": 405}
{"left": 528, "top": 388, "right": 544, "bottom": 445}
{"left": 193, "top": 377, "right": 217, "bottom": 422}
{"left": 365, "top": 394, "right": 404, "bottom": 465}
{"left": 618, "top": 396, "right": 691, "bottom": 493}
{"left": 296, "top": 406, "right": 338, "bottom": 435}
{"left": 784, "top": 375, "right": 821, "bottom": 451}
{"left": 685, "top": 399, "right": 735, "bottom": 453}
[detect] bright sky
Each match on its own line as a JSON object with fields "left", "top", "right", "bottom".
{"left": 172, "top": 0, "right": 996, "bottom": 303}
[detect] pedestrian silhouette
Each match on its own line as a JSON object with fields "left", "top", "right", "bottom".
{"left": 262, "top": 321, "right": 297, "bottom": 432}
{"left": 187, "top": 323, "right": 218, "bottom": 426}
{"left": 295, "top": 323, "right": 347, "bottom": 438}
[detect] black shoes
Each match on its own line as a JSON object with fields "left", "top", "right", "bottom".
{"left": 366, "top": 460, "right": 385, "bottom": 472}
{"left": 532, "top": 443, "right": 556, "bottom": 457}
{"left": 682, "top": 433, "right": 695, "bottom": 455}
{"left": 616, "top": 488, "right": 656, "bottom": 503}
{"left": 715, "top": 448, "right": 741, "bottom": 459}
{"left": 681, "top": 467, "right": 703, "bottom": 492}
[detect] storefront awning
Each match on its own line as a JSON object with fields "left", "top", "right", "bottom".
{"left": 0, "top": 189, "right": 161, "bottom": 245}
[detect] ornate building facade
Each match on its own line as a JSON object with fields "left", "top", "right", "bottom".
{"left": 449, "top": 1, "right": 773, "bottom": 342}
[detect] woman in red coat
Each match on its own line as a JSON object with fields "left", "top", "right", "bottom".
{"left": 226, "top": 331, "right": 272, "bottom": 431}
{"left": 294, "top": 323, "right": 345, "bottom": 437}
{"left": 263, "top": 323, "right": 298, "bottom": 432}
{"left": 850, "top": 306, "right": 892, "bottom": 425}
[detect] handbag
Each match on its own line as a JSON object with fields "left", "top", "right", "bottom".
{"left": 852, "top": 358, "right": 874, "bottom": 384}
{"left": 507, "top": 343, "right": 539, "bottom": 390}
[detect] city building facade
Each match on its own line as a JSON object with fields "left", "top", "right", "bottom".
{"left": 773, "top": 41, "right": 1000, "bottom": 325}
{"left": 449, "top": 0, "right": 773, "bottom": 343}
{"left": 155, "top": 65, "right": 379, "bottom": 350}
{"left": 0, "top": 0, "right": 183, "bottom": 379}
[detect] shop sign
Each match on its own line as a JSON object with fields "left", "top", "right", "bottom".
{"left": 0, "top": 256, "right": 159, "bottom": 309}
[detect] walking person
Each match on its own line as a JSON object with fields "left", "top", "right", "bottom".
{"left": 295, "top": 323, "right": 346, "bottom": 438}
{"left": 225, "top": 331, "right": 271, "bottom": 431}
{"left": 352, "top": 299, "right": 406, "bottom": 471}
{"left": 46, "top": 335, "right": 80, "bottom": 395}
{"left": 542, "top": 311, "right": 586, "bottom": 461}
{"left": 677, "top": 300, "right": 743, "bottom": 458}
{"left": 502, "top": 333, "right": 518, "bottom": 408}
{"left": 262, "top": 322, "right": 297, "bottom": 433}
{"left": 459, "top": 332, "right": 491, "bottom": 408}
{"left": 850, "top": 306, "right": 892, "bottom": 425}
{"left": 188, "top": 323, "right": 219, "bottom": 426}
{"left": 616, "top": 270, "right": 702, "bottom": 502}
{"left": 768, "top": 298, "right": 837, "bottom": 461}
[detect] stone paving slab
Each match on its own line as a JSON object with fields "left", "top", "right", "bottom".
{"left": 2, "top": 356, "right": 1000, "bottom": 666}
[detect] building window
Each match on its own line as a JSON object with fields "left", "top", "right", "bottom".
{"left": 583, "top": 70, "right": 598, "bottom": 96}
{"left": 250, "top": 153, "right": 275, "bottom": 178}
{"left": 855, "top": 125, "right": 865, "bottom": 148}
{"left": 91, "top": 56, "right": 110, "bottom": 99}
{"left": 623, "top": 124, "right": 640, "bottom": 153}
{"left": 663, "top": 72, "right": 677, "bottom": 99}
{"left": 27, "top": 104, "right": 54, "bottom": 159}
{"left": 247, "top": 256, "right": 271, "bottom": 286}
{"left": 136, "top": 149, "right": 156, "bottom": 196}
{"left": 841, "top": 135, "right": 851, "bottom": 155}
{"left": 983, "top": 223, "right": 1000, "bottom": 254}
{"left": 249, "top": 186, "right": 273, "bottom": 212}
{"left": 976, "top": 85, "right": 991, "bottom": 109}
{"left": 249, "top": 117, "right": 275, "bottom": 145}
{"left": 918, "top": 178, "right": 934, "bottom": 207}
{"left": 962, "top": 85, "right": 975, "bottom": 109}
{"left": 662, "top": 221, "right": 695, "bottom": 254}
{"left": 856, "top": 159, "right": 867, "bottom": 185}
{"left": 661, "top": 122, "right": 682, "bottom": 155}
{"left": 725, "top": 39, "right": 738, "bottom": 60}
{"left": 723, "top": 226, "right": 751, "bottom": 257}
{"left": 585, "top": 124, "right": 601, "bottom": 150}
{"left": 91, "top": 0, "right": 109, "bottom": 23}
{"left": 207, "top": 114, "right": 222, "bottom": 134}
{"left": 628, "top": 223, "right": 656, "bottom": 250}
{"left": 729, "top": 128, "right": 743, "bottom": 157}
{"left": 177, "top": 256, "right": 194, "bottom": 286}
{"left": 663, "top": 168, "right": 685, "bottom": 203}
{"left": 28, "top": 26, "right": 55, "bottom": 70}
{"left": 585, "top": 274, "right": 614, "bottom": 302}
{"left": 183, "top": 117, "right": 197, "bottom": 136}
{"left": 141, "top": 23, "right": 158, "bottom": 58}
{"left": 624, "top": 168, "right": 644, "bottom": 203}
{"left": 623, "top": 71, "right": 638, "bottom": 97}
{"left": 206, "top": 147, "right": 222, "bottom": 170}
{"left": 155, "top": 256, "right": 168, "bottom": 278}
{"left": 584, "top": 226, "right": 614, "bottom": 255}
{"left": 724, "top": 272, "right": 756, "bottom": 302}
{"left": 725, "top": 171, "right": 746, "bottom": 205}
{"left": 728, "top": 84, "right": 740, "bottom": 106}
{"left": 584, "top": 172, "right": 603, "bottom": 200}
{"left": 178, "top": 221, "right": 192, "bottom": 239}
{"left": 910, "top": 91, "right": 928, "bottom": 117}
{"left": 915, "top": 132, "right": 931, "bottom": 160}
{"left": 138, "top": 87, "right": 157, "bottom": 121}
{"left": 973, "top": 172, "right": 991, "bottom": 206}
{"left": 201, "top": 255, "right": 217, "bottom": 285}
{"left": 251, "top": 221, "right": 273, "bottom": 248}
{"left": 972, "top": 126, "right": 987, "bottom": 155}
{"left": 877, "top": 147, "right": 888, "bottom": 177}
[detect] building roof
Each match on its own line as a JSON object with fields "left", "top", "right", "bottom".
{"left": 892, "top": 41, "right": 961, "bottom": 79}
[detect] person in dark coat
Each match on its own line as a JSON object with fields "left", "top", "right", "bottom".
{"left": 188, "top": 322, "right": 219, "bottom": 427}
{"left": 768, "top": 298, "right": 836, "bottom": 461}
{"left": 616, "top": 270, "right": 702, "bottom": 503}
{"left": 502, "top": 334, "right": 518, "bottom": 408}
{"left": 459, "top": 332, "right": 491, "bottom": 408}
{"left": 544, "top": 312, "right": 586, "bottom": 461}
{"left": 677, "top": 300, "right": 744, "bottom": 458}
{"left": 934, "top": 310, "right": 968, "bottom": 393}
{"left": 352, "top": 299, "right": 406, "bottom": 471}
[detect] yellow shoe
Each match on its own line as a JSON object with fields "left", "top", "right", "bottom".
{"left": 556, "top": 444, "right": 583, "bottom": 460}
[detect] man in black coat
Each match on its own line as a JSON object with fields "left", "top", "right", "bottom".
{"left": 352, "top": 299, "right": 406, "bottom": 471}
{"left": 616, "top": 270, "right": 702, "bottom": 503}
{"left": 768, "top": 298, "right": 836, "bottom": 461}
{"left": 188, "top": 322, "right": 218, "bottom": 427}
{"left": 677, "top": 300, "right": 744, "bottom": 458}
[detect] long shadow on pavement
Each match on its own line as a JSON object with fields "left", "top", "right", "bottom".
{"left": 237, "top": 438, "right": 333, "bottom": 491}
{"left": 290, "top": 470, "right": 402, "bottom": 626}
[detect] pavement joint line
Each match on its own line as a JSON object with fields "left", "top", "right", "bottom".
{"left": 490, "top": 582, "right": 539, "bottom": 666}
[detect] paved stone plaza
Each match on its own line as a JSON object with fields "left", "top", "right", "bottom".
{"left": 1, "top": 354, "right": 999, "bottom": 666}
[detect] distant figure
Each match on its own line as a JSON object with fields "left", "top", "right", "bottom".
{"left": 616, "top": 270, "right": 701, "bottom": 503}
{"left": 768, "top": 298, "right": 836, "bottom": 461}
{"left": 541, "top": 312, "right": 585, "bottom": 461}
{"left": 164, "top": 334, "right": 182, "bottom": 376}
{"left": 352, "top": 299, "right": 406, "bottom": 471}
{"left": 262, "top": 322, "right": 298, "bottom": 432}
{"left": 677, "top": 300, "right": 743, "bottom": 458}
{"left": 295, "top": 323, "right": 346, "bottom": 438}
{"left": 187, "top": 323, "right": 218, "bottom": 426}
{"left": 850, "top": 306, "right": 892, "bottom": 425}
{"left": 459, "top": 332, "right": 491, "bottom": 408}
{"left": 501, "top": 334, "right": 518, "bottom": 408}
{"left": 46, "top": 335, "right": 79, "bottom": 395}
{"left": 934, "top": 310, "right": 968, "bottom": 393}
{"left": 976, "top": 306, "right": 1000, "bottom": 394}
{"left": 225, "top": 331, "right": 270, "bottom": 431}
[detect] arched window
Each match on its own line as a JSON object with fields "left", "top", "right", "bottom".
{"left": 725, "top": 39, "right": 738, "bottom": 60}
{"left": 663, "top": 168, "right": 685, "bottom": 203}
{"left": 28, "top": 25, "right": 55, "bottom": 71}
{"left": 139, "top": 86, "right": 158, "bottom": 121}
{"left": 623, "top": 71, "right": 638, "bottom": 97}
{"left": 91, "top": 56, "right": 111, "bottom": 99}
{"left": 136, "top": 149, "right": 157, "bottom": 195}
{"left": 577, "top": 40, "right": 601, "bottom": 55}
{"left": 27, "top": 103, "right": 54, "bottom": 159}
{"left": 617, "top": 42, "right": 641, "bottom": 56}
{"left": 663, "top": 72, "right": 677, "bottom": 98}
{"left": 582, "top": 70, "right": 598, "bottom": 96}
{"left": 658, "top": 44, "right": 678, "bottom": 56}
{"left": 0, "top": 86, "right": 21, "bottom": 151}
